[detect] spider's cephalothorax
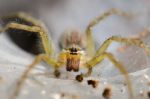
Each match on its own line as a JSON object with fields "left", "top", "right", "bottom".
{"left": 59, "top": 30, "right": 86, "bottom": 72}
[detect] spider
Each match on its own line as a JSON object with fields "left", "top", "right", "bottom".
{"left": 0, "top": 9, "right": 150, "bottom": 99}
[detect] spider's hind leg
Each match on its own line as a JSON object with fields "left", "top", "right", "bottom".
{"left": 1, "top": 12, "right": 41, "bottom": 26}
{"left": 85, "top": 9, "right": 129, "bottom": 57}
{"left": 95, "top": 36, "right": 150, "bottom": 57}
{"left": 9, "top": 54, "right": 60, "bottom": 99}
{"left": 0, "top": 12, "right": 54, "bottom": 55}
{"left": 85, "top": 52, "right": 134, "bottom": 99}
{"left": 0, "top": 22, "right": 54, "bottom": 55}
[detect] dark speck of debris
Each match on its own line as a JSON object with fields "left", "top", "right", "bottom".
{"left": 75, "top": 74, "right": 83, "bottom": 82}
{"left": 123, "top": 83, "right": 127, "bottom": 86}
{"left": 87, "top": 80, "right": 99, "bottom": 88}
{"left": 102, "top": 87, "right": 112, "bottom": 99}
{"left": 60, "top": 92, "right": 65, "bottom": 97}
{"left": 54, "top": 69, "right": 61, "bottom": 78}
{"left": 147, "top": 91, "right": 150, "bottom": 99}
{"left": 60, "top": 92, "right": 80, "bottom": 99}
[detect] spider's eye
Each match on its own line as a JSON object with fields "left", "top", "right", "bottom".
{"left": 74, "top": 48, "right": 77, "bottom": 52}
{"left": 69, "top": 47, "right": 78, "bottom": 53}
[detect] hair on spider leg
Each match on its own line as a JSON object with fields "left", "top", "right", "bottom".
{"left": 117, "top": 29, "right": 150, "bottom": 53}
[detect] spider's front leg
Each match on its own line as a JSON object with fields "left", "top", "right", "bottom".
{"left": 9, "top": 54, "right": 62, "bottom": 99}
{"left": 82, "top": 9, "right": 131, "bottom": 79}
{"left": 1, "top": 12, "right": 43, "bottom": 27}
{"left": 1, "top": 22, "right": 54, "bottom": 56}
{"left": 0, "top": 12, "right": 54, "bottom": 55}
{"left": 86, "top": 8, "right": 129, "bottom": 57}
{"left": 1, "top": 21, "right": 63, "bottom": 76}
{"left": 95, "top": 36, "right": 150, "bottom": 56}
{"left": 0, "top": 15, "right": 62, "bottom": 99}
{"left": 85, "top": 52, "right": 134, "bottom": 99}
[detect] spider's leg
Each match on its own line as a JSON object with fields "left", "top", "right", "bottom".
{"left": 9, "top": 54, "right": 61, "bottom": 99}
{"left": 1, "top": 12, "right": 42, "bottom": 26}
{"left": 85, "top": 52, "right": 134, "bottom": 99}
{"left": 3, "top": 22, "right": 62, "bottom": 75}
{"left": 79, "top": 67, "right": 92, "bottom": 77}
{"left": 86, "top": 8, "right": 129, "bottom": 56}
{"left": 95, "top": 36, "right": 150, "bottom": 57}
{"left": 83, "top": 67, "right": 93, "bottom": 77}
{"left": 1, "top": 22, "right": 54, "bottom": 56}
{"left": 6, "top": 12, "right": 52, "bottom": 38}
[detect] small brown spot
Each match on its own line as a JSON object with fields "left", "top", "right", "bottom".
{"left": 60, "top": 92, "right": 65, "bottom": 97}
{"left": 60, "top": 92, "right": 80, "bottom": 99}
{"left": 123, "top": 83, "right": 127, "bottom": 86}
{"left": 97, "top": 74, "right": 100, "bottom": 77}
{"left": 120, "top": 88, "right": 124, "bottom": 93}
{"left": 54, "top": 69, "right": 61, "bottom": 78}
{"left": 147, "top": 81, "right": 150, "bottom": 86}
{"left": 75, "top": 74, "right": 83, "bottom": 82}
{"left": 87, "top": 80, "right": 99, "bottom": 88}
{"left": 147, "top": 91, "right": 150, "bottom": 99}
{"left": 102, "top": 87, "right": 112, "bottom": 99}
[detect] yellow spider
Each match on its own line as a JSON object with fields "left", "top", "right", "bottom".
{"left": 1, "top": 9, "right": 150, "bottom": 99}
